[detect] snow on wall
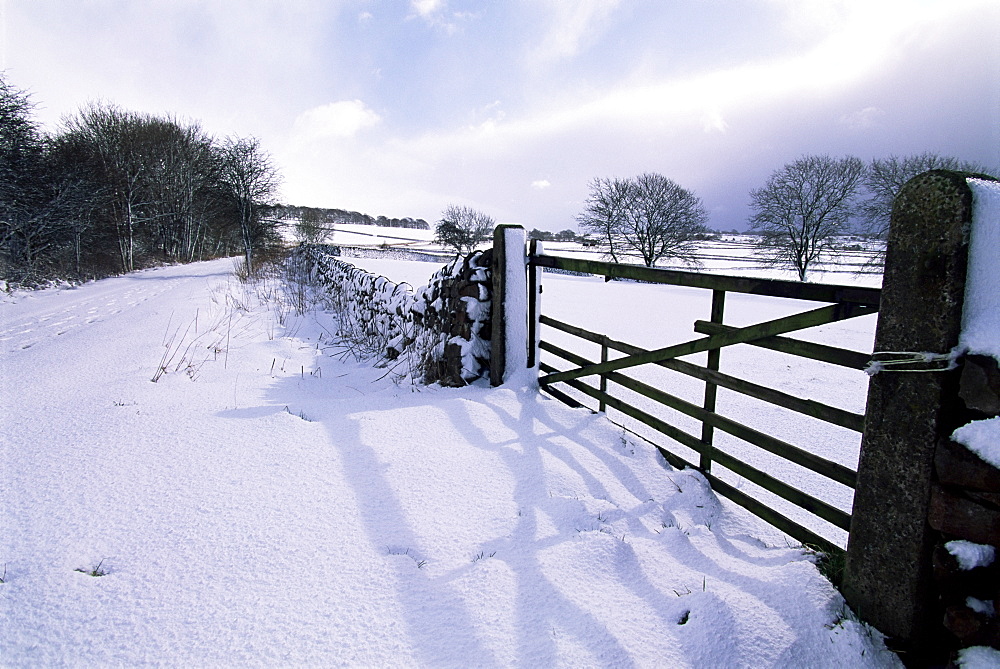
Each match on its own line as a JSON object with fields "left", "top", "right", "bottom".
{"left": 292, "top": 244, "right": 492, "bottom": 386}
{"left": 335, "top": 245, "right": 454, "bottom": 265}
{"left": 952, "top": 179, "right": 1000, "bottom": 468}
{"left": 960, "top": 179, "right": 1000, "bottom": 360}
{"left": 500, "top": 227, "right": 533, "bottom": 388}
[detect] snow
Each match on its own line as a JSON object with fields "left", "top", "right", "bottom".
{"left": 356, "top": 242, "right": 878, "bottom": 552}
{"left": 951, "top": 178, "right": 1000, "bottom": 475}
{"left": 502, "top": 226, "right": 531, "bottom": 387}
{"left": 960, "top": 179, "right": 1000, "bottom": 359}
{"left": 946, "top": 540, "right": 997, "bottom": 570}
{"left": 966, "top": 597, "right": 995, "bottom": 617}
{"left": 0, "top": 258, "right": 901, "bottom": 666}
{"left": 952, "top": 417, "right": 1000, "bottom": 470}
{"left": 958, "top": 645, "right": 1000, "bottom": 669}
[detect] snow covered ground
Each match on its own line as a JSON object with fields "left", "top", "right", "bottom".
{"left": 343, "top": 253, "right": 877, "bottom": 552}
{"left": 0, "top": 257, "right": 903, "bottom": 666}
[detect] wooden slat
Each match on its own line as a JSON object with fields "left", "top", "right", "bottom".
{"left": 530, "top": 253, "right": 881, "bottom": 307}
{"left": 540, "top": 315, "right": 605, "bottom": 343}
{"left": 539, "top": 343, "right": 849, "bottom": 554}
{"left": 601, "top": 369, "right": 857, "bottom": 488}
{"left": 540, "top": 315, "right": 866, "bottom": 432}
{"left": 694, "top": 321, "right": 872, "bottom": 371}
{"left": 540, "top": 337, "right": 857, "bottom": 487}
{"left": 538, "top": 350, "right": 851, "bottom": 530}
{"left": 700, "top": 290, "right": 725, "bottom": 470}
{"left": 708, "top": 448, "right": 852, "bottom": 531}
{"left": 704, "top": 472, "right": 844, "bottom": 556}
{"left": 539, "top": 342, "right": 857, "bottom": 488}
{"left": 548, "top": 364, "right": 713, "bottom": 456}
{"left": 541, "top": 302, "right": 876, "bottom": 387}
{"left": 538, "top": 361, "right": 588, "bottom": 409}
{"left": 528, "top": 239, "right": 540, "bottom": 368}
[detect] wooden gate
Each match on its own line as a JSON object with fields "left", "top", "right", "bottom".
{"left": 528, "top": 244, "right": 881, "bottom": 555}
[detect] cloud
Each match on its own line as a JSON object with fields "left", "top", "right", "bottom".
{"left": 409, "top": 0, "right": 475, "bottom": 33}
{"left": 279, "top": 0, "right": 998, "bottom": 227}
{"left": 839, "top": 106, "right": 885, "bottom": 130}
{"left": 411, "top": 0, "right": 444, "bottom": 18}
{"left": 293, "top": 100, "right": 381, "bottom": 141}
{"left": 701, "top": 109, "right": 729, "bottom": 134}
{"left": 529, "top": 0, "right": 622, "bottom": 64}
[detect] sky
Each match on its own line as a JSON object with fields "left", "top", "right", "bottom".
{"left": 3, "top": 0, "right": 998, "bottom": 231}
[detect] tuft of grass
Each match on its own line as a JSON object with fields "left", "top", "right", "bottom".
{"left": 472, "top": 551, "right": 497, "bottom": 563}
{"left": 283, "top": 405, "right": 312, "bottom": 422}
{"left": 0, "top": 563, "right": 7, "bottom": 583}
{"left": 387, "top": 546, "right": 427, "bottom": 569}
{"left": 804, "top": 545, "right": 846, "bottom": 587}
{"left": 75, "top": 558, "right": 108, "bottom": 577}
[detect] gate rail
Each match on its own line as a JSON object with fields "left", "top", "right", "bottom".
{"left": 529, "top": 247, "right": 880, "bottom": 555}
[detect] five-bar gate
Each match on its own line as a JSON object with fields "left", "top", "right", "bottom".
{"left": 528, "top": 245, "right": 881, "bottom": 556}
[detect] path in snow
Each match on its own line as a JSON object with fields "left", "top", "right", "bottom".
{"left": 0, "top": 259, "right": 899, "bottom": 667}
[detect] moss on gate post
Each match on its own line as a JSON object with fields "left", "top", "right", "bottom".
{"left": 842, "top": 171, "right": 980, "bottom": 660}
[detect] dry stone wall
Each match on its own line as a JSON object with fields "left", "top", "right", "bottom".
{"left": 292, "top": 244, "right": 492, "bottom": 386}
{"left": 931, "top": 354, "right": 1000, "bottom": 650}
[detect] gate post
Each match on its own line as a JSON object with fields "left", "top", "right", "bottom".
{"left": 842, "top": 171, "right": 979, "bottom": 655}
{"left": 490, "top": 225, "right": 527, "bottom": 386}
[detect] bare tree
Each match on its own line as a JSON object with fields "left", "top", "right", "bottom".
{"left": 577, "top": 173, "right": 708, "bottom": 267}
{"left": 434, "top": 204, "right": 495, "bottom": 255}
{"left": 0, "top": 77, "right": 101, "bottom": 281}
{"left": 862, "top": 153, "right": 994, "bottom": 265}
{"left": 0, "top": 74, "right": 283, "bottom": 282}
{"left": 218, "top": 136, "right": 281, "bottom": 272}
{"left": 749, "top": 154, "right": 865, "bottom": 281}
{"left": 0, "top": 76, "right": 45, "bottom": 278}
{"left": 294, "top": 208, "right": 332, "bottom": 244}
{"left": 620, "top": 173, "right": 709, "bottom": 267}
{"left": 576, "top": 177, "right": 632, "bottom": 263}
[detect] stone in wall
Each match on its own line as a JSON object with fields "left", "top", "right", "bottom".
{"left": 933, "top": 352, "right": 1000, "bottom": 656}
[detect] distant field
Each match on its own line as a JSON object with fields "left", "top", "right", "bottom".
{"left": 293, "top": 222, "right": 884, "bottom": 287}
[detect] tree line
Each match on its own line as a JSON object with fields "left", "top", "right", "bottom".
{"left": 0, "top": 75, "right": 280, "bottom": 285}
{"left": 272, "top": 205, "right": 429, "bottom": 230}
{"left": 574, "top": 153, "right": 993, "bottom": 279}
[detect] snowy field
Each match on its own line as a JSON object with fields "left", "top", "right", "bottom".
{"left": 0, "top": 256, "right": 902, "bottom": 666}
{"left": 296, "top": 224, "right": 883, "bottom": 286}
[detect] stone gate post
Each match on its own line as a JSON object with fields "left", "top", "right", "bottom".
{"left": 843, "top": 171, "right": 987, "bottom": 657}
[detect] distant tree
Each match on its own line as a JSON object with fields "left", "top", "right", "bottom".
{"left": 578, "top": 173, "right": 708, "bottom": 268}
{"left": 0, "top": 75, "right": 286, "bottom": 283}
{"left": 218, "top": 135, "right": 281, "bottom": 272}
{"left": 295, "top": 208, "right": 331, "bottom": 244}
{"left": 577, "top": 177, "right": 632, "bottom": 263}
{"left": 748, "top": 155, "right": 865, "bottom": 281}
{"left": 555, "top": 229, "right": 577, "bottom": 242}
{"left": 434, "top": 205, "right": 495, "bottom": 255}
{"left": 618, "top": 173, "right": 709, "bottom": 267}
{"left": 0, "top": 78, "right": 101, "bottom": 281}
{"left": 861, "top": 153, "right": 994, "bottom": 264}
{"left": 0, "top": 77, "right": 47, "bottom": 278}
